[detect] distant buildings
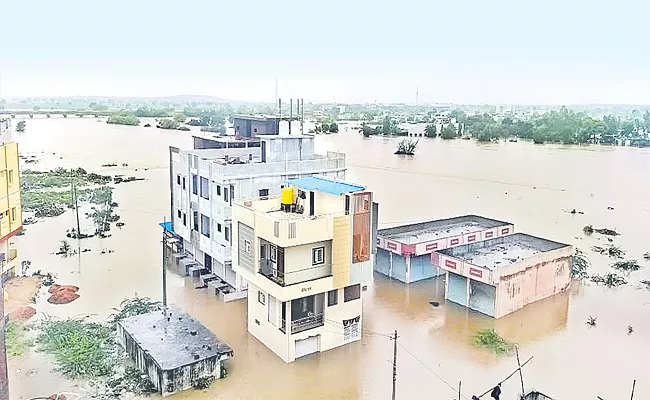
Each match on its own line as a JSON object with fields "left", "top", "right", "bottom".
{"left": 231, "top": 176, "right": 378, "bottom": 362}
{"left": 166, "top": 114, "right": 346, "bottom": 301}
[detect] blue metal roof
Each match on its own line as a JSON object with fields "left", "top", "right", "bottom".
{"left": 288, "top": 176, "right": 365, "bottom": 196}
{"left": 159, "top": 221, "right": 176, "bottom": 235}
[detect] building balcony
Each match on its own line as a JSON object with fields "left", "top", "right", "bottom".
{"left": 1, "top": 248, "right": 18, "bottom": 278}
{"left": 259, "top": 260, "right": 332, "bottom": 287}
{"left": 280, "top": 312, "right": 324, "bottom": 335}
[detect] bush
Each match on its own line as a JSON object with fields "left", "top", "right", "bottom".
{"left": 156, "top": 119, "right": 180, "bottom": 130}
{"left": 473, "top": 329, "right": 514, "bottom": 355}
{"left": 107, "top": 113, "right": 140, "bottom": 126}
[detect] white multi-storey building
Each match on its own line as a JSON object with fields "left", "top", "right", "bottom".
{"left": 167, "top": 123, "right": 346, "bottom": 302}
{"left": 231, "top": 176, "right": 378, "bottom": 362}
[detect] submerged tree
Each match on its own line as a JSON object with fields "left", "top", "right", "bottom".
{"left": 395, "top": 138, "right": 418, "bottom": 155}
{"left": 571, "top": 249, "right": 590, "bottom": 279}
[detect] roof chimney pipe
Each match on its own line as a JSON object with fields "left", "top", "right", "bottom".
{"left": 289, "top": 99, "right": 293, "bottom": 135}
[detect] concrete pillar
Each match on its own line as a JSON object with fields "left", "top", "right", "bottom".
{"left": 465, "top": 277, "right": 471, "bottom": 307}
{"left": 405, "top": 255, "right": 411, "bottom": 284}
{"left": 389, "top": 252, "right": 393, "bottom": 279}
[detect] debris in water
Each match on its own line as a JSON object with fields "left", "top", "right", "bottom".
{"left": 640, "top": 280, "right": 650, "bottom": 290}
{"left": 473, "top": 329, "right": 514, "bottom": 355}
{"left": 429, "top": 301, "right": 440, "bottom": 307}
{"left": 590, "top": 273, "right": 627, "bottom": 287}
{"left": 587, "top": 316, "right": 597, "bottom": 327}
{"left": 583, "top": 225, "right": 594, "bottom": 235}
{"left": 628, "top": 325, "right": 634, "bottom": 334}
{"left": 611, "top": 260, "right": 641, "bottom": 272}
{"left": 643, "top": 252, "right": 650, "bottom": 261}
{"left": 595, "top": 227, "right": 619, "bottom": 236}
{"left": 607, "top": 206, "right": 614, "bottom": 210}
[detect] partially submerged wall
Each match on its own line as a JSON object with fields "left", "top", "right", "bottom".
{"left": 494, "top": 248, "right": 572, "bottom": 319}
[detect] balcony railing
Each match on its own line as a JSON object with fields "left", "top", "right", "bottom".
{"left": 259, "top": 260, "right": 332, "bottom": 286}
{"left": 280, "top": 312, "right": 324, "bottom": 334}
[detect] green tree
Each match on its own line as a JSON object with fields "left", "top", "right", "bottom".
{"left": 643, "top": 111, "right": 650, "bottom": 131}
{"left": 476, "top": 124, "right": 500, "bottom": 142}
{"left": 106, "top": 112, "right": 139, "bottom": 126}
{"left": 329, "top": 122, "right": 339, "bottom": 133}
{"left": 174, "top": 113, "right": 186, "bottom": 123}
{"left": 156, "top": 119, "right": 180, "bottom": 130}
{"left": 425, "top": 124, "right": 437, "bottom": 137}
{"left": 440, "top": 124, "right": 458, "bottom": 140}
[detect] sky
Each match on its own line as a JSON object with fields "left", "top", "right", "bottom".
{"left": 1, "top": 0, "right": 649, "bottom": 105}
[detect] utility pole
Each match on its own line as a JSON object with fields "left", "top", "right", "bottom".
{"left": 515, "top": 345, "right": 525, "bottom": 396}
{"left": 392, "top": 329, "right": 398, "bottom": 400}
{"left": 73, "top": 182, "right": 81, "bottom": 239}
{"left": 162, "top": 218, "right": 168, "bottom": 311}
{"left": 0, "top": 273, "right": 8, "bottom": 399}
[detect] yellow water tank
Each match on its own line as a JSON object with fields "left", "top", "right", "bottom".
{"left": 281, "top": 187, "right": 294, "bottom": 206}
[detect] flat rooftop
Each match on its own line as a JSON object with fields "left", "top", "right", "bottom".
{"left": 288, "top": 176, "right": 365, "bottom": 196}
{"left": 438, "top": 233, "right": 570, "bottom": 270}
{"left": 118, "top": 308, "right": 233, "bottom": 370}
{"left": 378, "top": 215, "right": 511, "bottom": 245}
{"left": 233, "top": 114, "right": 298, "bottom": 122}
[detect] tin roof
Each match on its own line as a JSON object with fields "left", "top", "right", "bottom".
{"left": 288, "top": 176, "right": 365, "bottom": 196}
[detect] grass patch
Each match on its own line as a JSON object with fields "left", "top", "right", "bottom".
{"left": 36, "top": 317, "right": 117, "bottom": 378}
{"left": 5, "top": 321, "right": 33, "bottom": 357}
{"left": 473, "top": 329, "right": 514, "bottom": 355}
{"left": 21, "top": 168, "right": 112, "bottom": 191}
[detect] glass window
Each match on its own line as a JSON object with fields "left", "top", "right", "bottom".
{"left": 344, "top": 284, "right": 361, "bottom": 302}
{"left": 200, "top": 177, "right": 210, "bottom": 199}
{"left": 259, "top": 188, "right": 269, "bottom": 198}
{"left": 258, "top": 291, "right": 266, "bottom": 305}
{"left": 201, "top": 214, "right": 210, "bottom": 238}
{"left": 176, "top": 174, "right": 181, "bottom": 185}
{"left": 244, "top": 240, "right": 251, "bottom": 254}
{"left": 217, "top": 223, "right": 222, "bottom": 232}
{"left": 216, "top": 185, "right": 221, "bottom": 196}
{"left": 182, "top": 213, "right": 187, "bottom": 226}
{"left": 225, "top": 226, "right": 230, "bottom": 242}
{"left": 182, "top": 177, "right": 186, "bottom": 190}
{"left": 177, "top": 209, "right": 181, "bottom": 219}
{"left": 328, "top": 289, "right": 338, "bottom": 306}
{"left": 192, "top": 174, "right": 198, "bottom": 195}
{"left": 312, "top": 246, "right": 325, "bottom": 265}
{"left": 193, "top": 211, "right": 199, "bottom": 231}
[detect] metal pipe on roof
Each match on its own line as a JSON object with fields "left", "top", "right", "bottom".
{"left": 289, "top": 99, "right": 293, "bottom": 135}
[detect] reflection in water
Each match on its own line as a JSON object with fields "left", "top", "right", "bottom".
{"left": 8, "top": 118, "right": 650, "bottom": 400}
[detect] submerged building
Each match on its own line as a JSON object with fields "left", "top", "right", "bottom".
{"left": 231, "top": 176, "right": 378, "bottom": 362}
{"left": 117, "top": 308, "right": 234, "bottom": 396}
{"left": 434, "top": 233, "right": 572, "bottom": 318}
{"left": 376, "top": 216, "right": 513, "bottom": 283}
{"left": 0, "top": 118, "right": 22, "bottom": 282}
{"left": 166, "top": 113, "right": 346, "bottom": 301}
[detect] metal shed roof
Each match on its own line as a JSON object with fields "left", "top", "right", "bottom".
{"left": 288, "top": 176, "right": 365, "bottom": 196}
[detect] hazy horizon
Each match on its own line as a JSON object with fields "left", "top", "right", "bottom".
{"left": 1, "top": 0, "right": 649, "bottom": 105}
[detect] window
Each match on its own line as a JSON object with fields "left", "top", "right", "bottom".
{"left": 328, "top": 289, "right": 338, "bottom": 306}
{"left": 193, "top": 211, "right": 199, "bottom": 231}
{"left": 268, "top": 295, "right": 277, "bottom": 327}
{"left": 201, "top": 214, "right": 210, "bottom": 238}
{"left": 8, "top": 170, "right": 13, "bottom": 185}
{"left": 216, "top": 185, "right": 221, "bottom": 196}
{"left": 259, "top": 188, "right": 269, "bottom": 198}
{"left": 312, "top": 246, "right": 325, "bottom": 265}
{"left": 344, "top": 316, "right": 360, "bottom": 341}
{"left": 258, "top": 291, "right": 266, "bottom": 305}
{"left": 200, "top": 177, "right": 210, "bottom": 199}
{"left": 11, "top": 207, "right": 16, "bottom": 222}
{"left": 224, "top": 187, "right": 229, "bottom": 202}
{"left": 192, "top": 174, "right": 198, "bottom": 195}
{"left": 224, "top": 226, "right": 230, "bottom": 242}
{"left": 244, "top": 240, "right": 251, "bottom": 255}
{"left": 344, "top": 284, "right": 361, "bottom": 302}
{"left": 176, "top": 174, "right": 181, "bottom": 185}
{"left": 177, "top": 209, "right": 181, "bottom": 219}
{"left": 182, "top": 213, "right": 187, "bottom": 226}
{"left": 216, "top": 223, "right": 222, "bottom": 232}
{"left": 182, "top": 177, "right": 186, "bottom": 190}
{"left": 270, "top": 245, "right": 277, "bottom": 262}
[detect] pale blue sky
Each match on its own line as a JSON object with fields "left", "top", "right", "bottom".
{"left": 1, "top": 0, "right": 649, "bottom": 104}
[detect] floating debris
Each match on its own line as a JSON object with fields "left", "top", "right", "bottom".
{"left": 583, "top": 225, "right": 594, "bottom": 235}
{"left": 587, "top": 316, "right": 597, "bottom": 327}
{"left": 394, "top": 138, "right": 418, "bottom": 155}
{"left": 643, "top": 252, "right": 650, "bottom": 261}
{"left": 628, "top": 325, "right": 634, "bottom": 334}
{"left": 47, "top": 285, "right": 80, "bottom": 305}
{"left": 640, "top": 280, "right": 650, "bottom": 290}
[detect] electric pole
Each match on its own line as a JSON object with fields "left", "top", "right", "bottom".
{"left": 162, "top": 218, "right": 168, "bottom": 311}
{"left": 392, "top": 329, "right": 398, "bottom": 400}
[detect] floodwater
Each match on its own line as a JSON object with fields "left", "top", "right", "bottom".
{"left": 7, "top": 118, "right": 650, "bottom": 400}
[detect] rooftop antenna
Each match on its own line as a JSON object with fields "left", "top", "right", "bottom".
{"left": 275, "top": 77, "right": 278, "bottom": 113}
{"left": 289, "top": 99, "right": 293, "bottom": 135}
{"left": 416, "top": 86, "right": 419, "bottom": 106}
{"left": 301, "top": 98, "right": 305, "bottom": 135}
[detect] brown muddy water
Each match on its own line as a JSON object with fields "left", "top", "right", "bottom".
{"left": 7, "top": 118, "right": 650, "bottom": 400}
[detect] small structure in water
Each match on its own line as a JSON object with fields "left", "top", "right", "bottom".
{"left": 435, "top": 233, "right": 572, "bottom": 318}
{"left": 117, "top": 307, "right": 234, "bottom": 396}
{"left": 521, "top": 390, "right": 554, "bottom": 400}
{"left": 376, "top": 215, "right": 514, "bottom": 283}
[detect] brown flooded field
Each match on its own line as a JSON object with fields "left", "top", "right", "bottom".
{"left": 7, "top": 118, "right": 650, "bottom": 400}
